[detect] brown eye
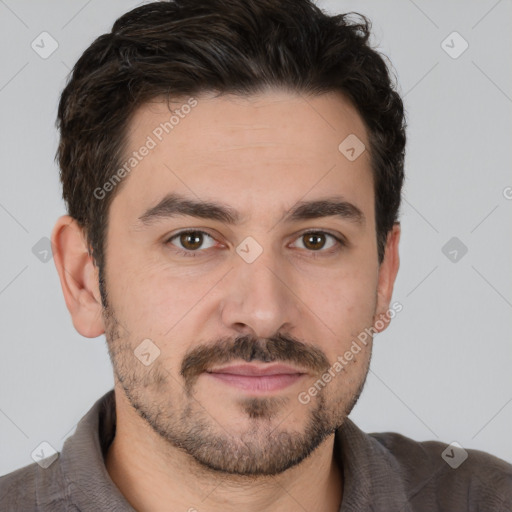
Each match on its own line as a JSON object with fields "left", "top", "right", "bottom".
{"left": 179, "top": 231, "right": 203, "bottom": 250}
{"left": 303, "top": 232, "right": 327, "bottom": 250}
{"left": 167, "top": 230, "right": 216, "bottom": 254}
{"left": 291, "top": 231, "right": 343, "bottom": 255}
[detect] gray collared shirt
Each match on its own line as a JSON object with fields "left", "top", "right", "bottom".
{"left": 1, "top": 389, "right": 511, "bottom": 511}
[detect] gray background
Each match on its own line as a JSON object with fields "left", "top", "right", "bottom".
{"left": 1, "top": 0, "right": 511, "bottom": 475}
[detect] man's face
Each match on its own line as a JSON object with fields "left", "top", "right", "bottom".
{"left": 102, "top": 90, "right": 385, "bottom": 475}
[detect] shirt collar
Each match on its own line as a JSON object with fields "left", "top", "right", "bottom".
{"left": 45, "top": 389, "right": 412, "bottom": 511}
{"left": 335, "top": 417, "right": 413, "bottom": 511}
{"left": 57, "top": 390, "right": 135, "bottom": 511}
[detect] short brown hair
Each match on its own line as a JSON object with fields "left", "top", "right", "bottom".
{"left": 57, "top": 0, "right": 406, "bottom": 279}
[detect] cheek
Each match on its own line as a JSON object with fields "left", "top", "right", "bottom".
{"left": 301, "top": 263, "right": 378, "bottom": 322}
{"left": 109, "top": 256, "right": 224, "bottom": 342}
{"left": 297, "top": 267, "right": 378, "bottom": 374}
{"left": 104, "top": 248, "right": 168, "bottom": 335}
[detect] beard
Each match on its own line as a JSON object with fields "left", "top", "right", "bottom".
{"left": 101, "top": 281, "right": 372, "bottom": 476}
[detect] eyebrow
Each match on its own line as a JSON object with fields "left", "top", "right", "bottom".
{"left": 137, "top": 192, "right": 365, "bottom": 228}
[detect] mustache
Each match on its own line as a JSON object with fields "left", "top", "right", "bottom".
{"left": 180, "top": 332, "right": 330, "bottom": 392}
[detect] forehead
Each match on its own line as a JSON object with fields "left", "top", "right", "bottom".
{"left": 129, "top": 89, "right": 368, "bottom": 154}
{"left": 114, "top": 89, "right": 373, "bottom": 226}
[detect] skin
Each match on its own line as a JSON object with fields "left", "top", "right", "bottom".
{"left": 52, "top": 89, "right": 400, "bottom": 512}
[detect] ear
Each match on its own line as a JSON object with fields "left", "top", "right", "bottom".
{"left": 373, "top": 223, "right": 400, "bottom": 333}
{"left": 51, "top": 215, "right": 105, "bottom": 338}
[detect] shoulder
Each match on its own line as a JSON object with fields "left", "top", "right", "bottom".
{"left": 0, "top": 458, "right": 72, "bottom": 511}
{"left": 370, "top": 430, "right": 512, "bottom": 510}
{"left": 0, "top": 461, "right": 39, "bottom": 509}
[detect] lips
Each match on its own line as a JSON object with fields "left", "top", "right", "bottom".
{"left": 205, "top": 363, "right": 307, "bottom": 393}
{"left": 206, "top": 363, "right": 306, "bottom": 377}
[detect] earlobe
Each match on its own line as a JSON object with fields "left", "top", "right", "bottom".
{"left": 373, "top": 223, "right": 401, "bottom": 333}
{"left": 51, "top": 215, "right": 105, "bottom": 338}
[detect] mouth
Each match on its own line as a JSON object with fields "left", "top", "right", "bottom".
{"left": 204, "top": 363, "right": 307, "bottom": 393}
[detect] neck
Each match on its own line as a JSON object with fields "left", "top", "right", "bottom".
{"left": 105, "top": 388, "right": 343, "bottom": 512}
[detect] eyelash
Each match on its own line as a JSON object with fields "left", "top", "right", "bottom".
{"left": 165, "top": 229, "right": 346, "bottom": 259}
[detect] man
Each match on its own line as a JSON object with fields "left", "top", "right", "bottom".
{"left": 1, "top": 0, "right": 510, "bottom": 510}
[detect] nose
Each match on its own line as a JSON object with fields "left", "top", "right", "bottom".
{"left": 220, "top": 250, "right": 300, "bottom": 339}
